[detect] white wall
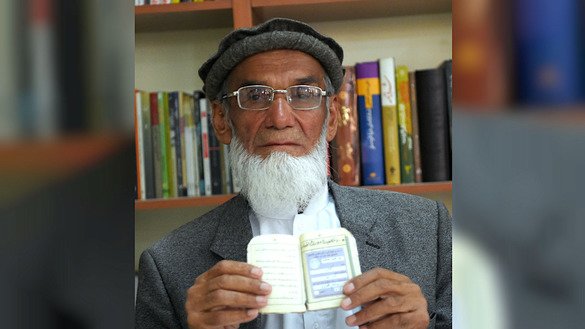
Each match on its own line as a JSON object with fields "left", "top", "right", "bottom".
{"left": 135, "top": 13, "right": 452, "bottom": 92}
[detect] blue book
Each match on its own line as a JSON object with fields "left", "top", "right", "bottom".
{"left": 355, "top": 61, "right": 385, "bottom": 185}
{"left": 515, "top": 0, "right": 584, "bottom": 105}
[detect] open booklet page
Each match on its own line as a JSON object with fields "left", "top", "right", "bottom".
{"left": 300, "top": 228, "right": 361, "bottom": 310}
{"left": 247, "top": 228, "right": 361, "bottom": 313}
{"left": 247, "top": 234, "right": 307, "bottom": 313}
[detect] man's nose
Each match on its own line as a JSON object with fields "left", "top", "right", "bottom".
{"left": 264, "top": 93, "right": 295, "bottom": 129}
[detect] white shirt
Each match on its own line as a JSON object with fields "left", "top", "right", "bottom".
{"left": 249, "top": 183, "right": 358, "bottom": 329}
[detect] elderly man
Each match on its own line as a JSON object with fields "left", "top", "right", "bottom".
{"left": 135, "top": 18, "right": 451, "bottom": 329}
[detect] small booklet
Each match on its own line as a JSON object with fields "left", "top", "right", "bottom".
{"left": 247, "top": 227, "right": 361, "bottom": 313}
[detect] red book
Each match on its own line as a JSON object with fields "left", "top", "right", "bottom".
{"left": 330, "top": 66, "right": 361, "bottom": 186}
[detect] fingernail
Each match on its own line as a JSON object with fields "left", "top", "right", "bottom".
{"left": 247, "top": 309, "right": 259, "bottom": 317}
{"left": 341, "top": 297, "right": 352, "bottom": 309}
{"left": 256, "top": 296, "right": 267, "bottom": 304}
{"left": 344, "top": 282, "right": 355, "bottom": 293}
{"left": 260, "top": 282, "right": 271, "bottom": 291}
{"left": 346, "top": 315, "right": 356, "bottom": 326}
{"left": 251, "top": 267, "right": 262, "bottom": 277}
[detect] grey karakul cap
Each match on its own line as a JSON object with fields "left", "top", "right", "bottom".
{"left": 198, "top": 18, "right": 344, "bottom": 100}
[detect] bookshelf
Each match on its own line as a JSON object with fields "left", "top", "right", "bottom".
{"left": 135, "top": 0, "right": 452, "bottom": 269}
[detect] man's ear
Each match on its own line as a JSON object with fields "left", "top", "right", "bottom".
{"left": 326, "top": 94, "right": 339, "bottom": 142}
{"left": 211, "top": 101, "right": 232, "bottom": 144}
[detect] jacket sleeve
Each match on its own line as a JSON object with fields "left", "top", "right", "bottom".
{"left": 433, "top": 201, "right": 453, "bottom": 329}
{"left": 135, "top": 250, "right": 183, "bottom": 329}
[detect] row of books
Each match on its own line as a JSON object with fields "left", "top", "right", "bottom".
{"left": 135, "top": 0, "right": 206, "bottom": 5}
{"left": 330, "top": 59, "right": 452, "bottom": 186}
{"left": 134, "top": 59, "right": 451, "bottom": 200}
{"left": 134, "top": 90, "right": 235, "bottom": 200}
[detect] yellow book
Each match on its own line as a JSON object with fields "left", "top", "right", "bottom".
{"left": 379, "top": 57, "right": 401, "bottom": 185}
{"left": 396, "top": 65, "right": 415, "bottom": 183}
{"left": 247, "top": 228, "right": 361, "bottom": 313}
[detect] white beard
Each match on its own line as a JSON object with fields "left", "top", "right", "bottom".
{"left": 229, "top": 130, "right": 328, "bottom": 217}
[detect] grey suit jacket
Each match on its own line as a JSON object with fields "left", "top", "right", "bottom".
{"left": 135, "top": 181, "right": 452, "bottom": 328}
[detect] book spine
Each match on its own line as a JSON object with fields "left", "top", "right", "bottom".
{"left": 140, "top": 91, "right": 155, "bottom": 198}
{"left": 134, "top": 90, "right": 144, "bottom": 200}
{"left": 408, "top": 71, "right": 423, "bottom": 183}
{"left": 182, "top": 93, "right": 197, "bottom": 197}
{"left": 158, "top": 92, "right": 170, "bottom": 198}
{"left": 515, "top": 0, "right": 582, "bottom": 104}
{"left": 150, "top": 92, "right": 163, "bottom": 199}
{"left": 179, "top": 92, "right": 188, "bottom": 197}
{"left": 193, "top": 91, "right": 206, "bottom": 196}
{"left": 169, "top": 92, "right": 182, "bottom": 197}
{"left": 378, "top": 58, "right": 401, "bottom": 185}
{"left": 168, "top": 92, "right": 180, "bottom": 198}
{"left": 199, "top": 97, "right": 212, "bottom": 196}
{"left": 396, "top": 65, "right": 415, "bottom": 183}
{"left": 441, "top": 60, "right": 453, "bottom": 173}
{"left": 415, "top": 68, "right": 451, "bottom": 182}
{"left": 208, "top": 121, "right": 223, "bottom": 195}
{"left": 330, "top": 66, "right": 361, "bottom": 186}
{"left": 355, "top": 61, "right": 385, "bottom": 186}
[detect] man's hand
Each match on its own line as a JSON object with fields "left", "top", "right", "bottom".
{"left": 185, "top": 260, "right": 272, "bottom": 329}
{"left": 341, "top": 268, "right": 429, "bottom": 329}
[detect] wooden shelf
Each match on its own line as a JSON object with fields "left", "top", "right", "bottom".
{"left": 135, "top": 181, "right": 451, "bottom": 210}
{"left": 0, "top": 133, "right": 130, "bottom": 174}
{"left": 135, "top": 0, "right": 233, "bottom": 32}
{"left": 135, "top": 0, "right": 451, "bottom": 32}
{"left": 251, "top": 0, "right": 451, "bottom": 24}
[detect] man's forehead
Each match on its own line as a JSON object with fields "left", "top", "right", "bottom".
{"left": 227, "top": 50, "right": 326, "bottom": 85}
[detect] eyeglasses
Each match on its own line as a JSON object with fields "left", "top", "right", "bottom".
{"left": 221, "top": 85, "right": 331, "bottom": 111}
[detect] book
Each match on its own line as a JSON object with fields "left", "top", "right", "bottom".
{"left": 182, "top": 92, "right": 200, "bottom": 197}
{"left": 134, "top": 90, "right": 143, "bottom": 200}
{"left": 396, "top": 65, "right": 415, "bottom": 184}
{"left": 452, "top": 0, "right": 512, "bottom": 107}
{"left": 355, "top": 61, "right": 385, "bottom": 186}
{"left": 178, "top": 92, "right": 190, "bottom": 197}
{"left": 514, "top": 0, "right": 583, "bottom": 104}
{"left": 408, "top": 72, "right": 423, "bottom": 183}
{"left": 168, "top": 92, "right": 181, "bottom": 197}
{"left": 440, "top": 60, "right": 452, "bottom": 173}
{"left": 208, "top": 116, "right": 223, "bottom": 195}
{"left": 415, "top": 67, "right": 451, "bottom": 182}
{"left": 139, "top": 90, "right": 155, "bottom": 199}
{"left": 330, "top": 66, "right": 361, "bottom": 186}
{"left": 150, "top": 92, "right": 163, "bottom": 198}
{"left": 199, "top": 96, "right": 212, "bottom": 196}
{"left": 158, "top": 92, "right": 171, "bottom": 198}
{"left": 378, "top": 58, "right": 401, "bottom": 185}
{"left": 193, "top": 91, "right": 206, "bottom": 196}
{"left": 247, "top": 228, "right": 361, "bottom": 313}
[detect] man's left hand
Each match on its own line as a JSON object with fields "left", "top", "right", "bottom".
{"left": 341, "top": 268, "right": 429, "bottom": 329}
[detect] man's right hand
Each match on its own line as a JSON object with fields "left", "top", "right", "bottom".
{"left": 185, "top": 260, "right": 272, "bottom": 329}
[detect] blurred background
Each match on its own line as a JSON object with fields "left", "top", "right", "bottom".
{"left": 453, "top": 0, "right": 584, "bottom": 328}
{"left": 0, "top": 0, "right": 584, "bottom": 327}
{"left": 0, "top": 0, "right": 135, "bottom": 327}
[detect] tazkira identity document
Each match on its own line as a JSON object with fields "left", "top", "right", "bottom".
{"left": 247, "top": 228, "right": 361, "bottom": 313}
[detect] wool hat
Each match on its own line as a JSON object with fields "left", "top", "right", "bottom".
{"left": 198, "top": 18, "right": 344, "bottom": 101}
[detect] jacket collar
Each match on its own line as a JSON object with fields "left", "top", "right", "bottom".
{"left": 209, "top": 181, "right": 383, "bottom": 262}
{"left": 209, "top": 194, "right": 253, "bottom": 263}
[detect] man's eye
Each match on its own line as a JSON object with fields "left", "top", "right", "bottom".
{"left": 294, "top": 87, "right": 313, "bottom": 99}
{"left": 246, "top": 88, "right": 267, "bottom": 101}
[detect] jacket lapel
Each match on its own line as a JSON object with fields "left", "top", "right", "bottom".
{"left": 208, "top": 195, "right": 263, "bottom": 329}
{"left": 209, "top": 194, "right": 253, "bottom": 263}
{"left": 328, "top": 180, "right": 386, "bottom": 271}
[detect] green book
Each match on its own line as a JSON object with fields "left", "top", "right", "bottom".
{"left": 158, "top": 92, "right": 170, "bottom": 198}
